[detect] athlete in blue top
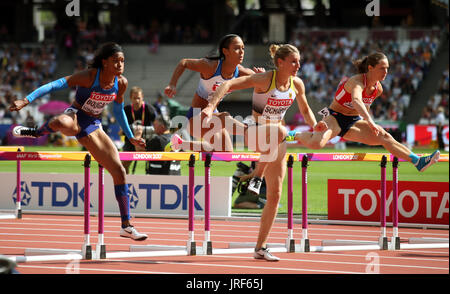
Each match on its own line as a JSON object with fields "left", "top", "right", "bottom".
{"left": 9, "top": 42, "right": 148, "bottom": 241}
{"left": 164, "top": 34, "right": 264, "bottom": 152}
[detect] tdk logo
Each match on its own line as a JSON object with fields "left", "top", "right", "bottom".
{"left": 137, "top": 184, "right": 204, "bottom": 210}
{"left": 11, "top": 181, "right": 204, "bottom": 211}
{"left": 12, "top": 181, "right": 32, "bottom": 206}
{"left": 11, "top": 181, "right": 92, "bottom": 207}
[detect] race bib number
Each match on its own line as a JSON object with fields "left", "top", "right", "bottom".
{"left": 318, "top": 107, "right": 330, "bottom": 117}
{"left": 261, "top": 97, "right": 293, "bottom": 120}
{"left": 81, "top": 92, "right": 116, "bottom": 115}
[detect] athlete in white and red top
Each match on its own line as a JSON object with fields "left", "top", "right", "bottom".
{"left": 334, "top": 73, "right": 380, "bottom": 110}
{"left": 164, "top": 34, "right": 264, "bottom": 152}
{"left": 290, "top": 51, "right": 440, "bottom": 172}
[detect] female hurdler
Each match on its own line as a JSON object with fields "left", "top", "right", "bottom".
{"left": 287, "top": 52, "right": 440, "bottom": 172}
{"left": 203, "top": 44, "right": 326, "bottom": 261}
{"left": 10, "top": 42, "right": 148, "bottom": 241}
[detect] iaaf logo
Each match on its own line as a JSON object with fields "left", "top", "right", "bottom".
{"left": 15, "top": 153, "right": 63, "bottom": 160}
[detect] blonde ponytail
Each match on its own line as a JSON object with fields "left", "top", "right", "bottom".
{"left": 269, "top": 44, "right": 300, "bottom": 67}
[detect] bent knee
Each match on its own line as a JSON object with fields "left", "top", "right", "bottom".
{"left": 50, "top": 116, "right": 78, "bottom": 134}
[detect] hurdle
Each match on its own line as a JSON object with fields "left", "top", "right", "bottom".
{"left": 299, "top": 154, "right": 310, "bottom": 252}
{"left": 0, "top": 151, "right": 94, "bottom": 262}
{"left": 390, "top": 157, "right": 401, "bottom": 250}
{"left": 0, "top": 146, "right": 24, "bottom": 219}
{"left": 129, "top": 151, "right": 296, "bottom": 257}
{"left": 276, "top": 152, "right": 390, "bottom": 251}
{"left": 115, "top": 152, "right": 203, "bottom": 258}
{"left": 220, "top": 152, "right": 303, "bottom": 253}
{"left": 286, "top": 154, "right": 295, "bottom": 252}
{"left": 391, "top": 155, "right": 449, "bottom": 250}
{"left": 308, "top": 152, "right": 448, "bottom": 252}
{"left": 2, "top": 150, "right": 204, "bottom": 262}
{"left": 387, "top": 154, "right": 448, "bottom": 250}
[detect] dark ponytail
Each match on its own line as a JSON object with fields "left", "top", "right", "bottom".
{"left": 353, "top": 52, "right": 387, "bottom": 73}
{"left": 89, "top": 42, "right": 123, "bottom": 69}
{"left": 205, "top": 34, "right": 240, "bottom": 60}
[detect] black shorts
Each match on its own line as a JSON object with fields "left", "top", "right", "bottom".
{"left": 328, "top": 108, "right": 361, "bottom": 137}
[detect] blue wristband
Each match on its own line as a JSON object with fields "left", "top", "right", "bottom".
{"left": 287, "top": 130, "right": 297, "bottom": 137}
{"left": 113, "top": 101, "right": 134, "bottom": 139}
{"left": 26, "top": 77, "right": 68, "bottom": 103}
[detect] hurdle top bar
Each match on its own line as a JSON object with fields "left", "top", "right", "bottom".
{"left": 200, "top": 152, "right": 298, "bottom": 162}
{"left": 201, "top": 152, "right": 448, "bottom": 162}
{"left": 119, "top": 152, "right": 199, "bottom": 161}
{"left": 0, "top": 146, "right": 25, "bottom": 151}
{"left": 1, "top": 151, "right": 447, "bottom": 162}
{"left": 0, "top": 151, "right": 199, "bottom": 161}
{"left": 298, "top": 152, "right": 448, "bottom": 162}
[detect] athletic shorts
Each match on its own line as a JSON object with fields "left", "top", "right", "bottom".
{"left": 64, "top": 106, "right": 102, "bottom": 139}
{"left": 320, "top": 107, "right": 361, "bottom": 137}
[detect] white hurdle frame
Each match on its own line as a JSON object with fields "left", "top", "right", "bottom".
{"left": 0, "top": 151, "right": 93, "bottom": 262}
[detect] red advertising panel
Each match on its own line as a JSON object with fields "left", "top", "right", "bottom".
{"left": 407, "top": 124, "right": 449, "bottom": 147}
{"left": 328, "top": 179, "right": 449, "bottom": 225}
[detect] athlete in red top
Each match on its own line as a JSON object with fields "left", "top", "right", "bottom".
{"left": 289, "top": 52, "right": 440, "bottom": 172}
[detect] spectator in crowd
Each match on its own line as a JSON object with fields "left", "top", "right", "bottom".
{"left": 289, "top": 32, "right": 440, "bottom": 123}
{"left": 1, "top": 43, "right": 56, "bottom": 127}
{"left": 152, "top": 92, "right": 170, "bottom": 121}
{"left": 435, "top": 106, "right": 446, "bottom": 150}
{"left": 121, "top": 86, "right": 157, "bottom": 174}
{"left": 145, "top": 115, "right": 181, "bottom": 175}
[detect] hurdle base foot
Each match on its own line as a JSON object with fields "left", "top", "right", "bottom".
{"left": 379, "top": 237, "right": 388, "bottom": 250}
{"left": 203, "top": 241, "right": 213, "bottom": 255}
{"left": 96, "top": 244, "right": 106, "bottom": 259}
{"left": 286, "top": 239, "right": 295, "bottom": 253}
{"left": 82, "top": 245, "right": 92, "bottom": 260}
{"left": 390, "top": 237, "right": 401, "bottom": 250}
{"left": 300, "top": 239, "right": 310, "bottom": 252}
{"left": 187, "top": 242, "right": 196, "bottom": 256}
{"left": 16, "top": 209, "right": 22, "bottom": 219}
